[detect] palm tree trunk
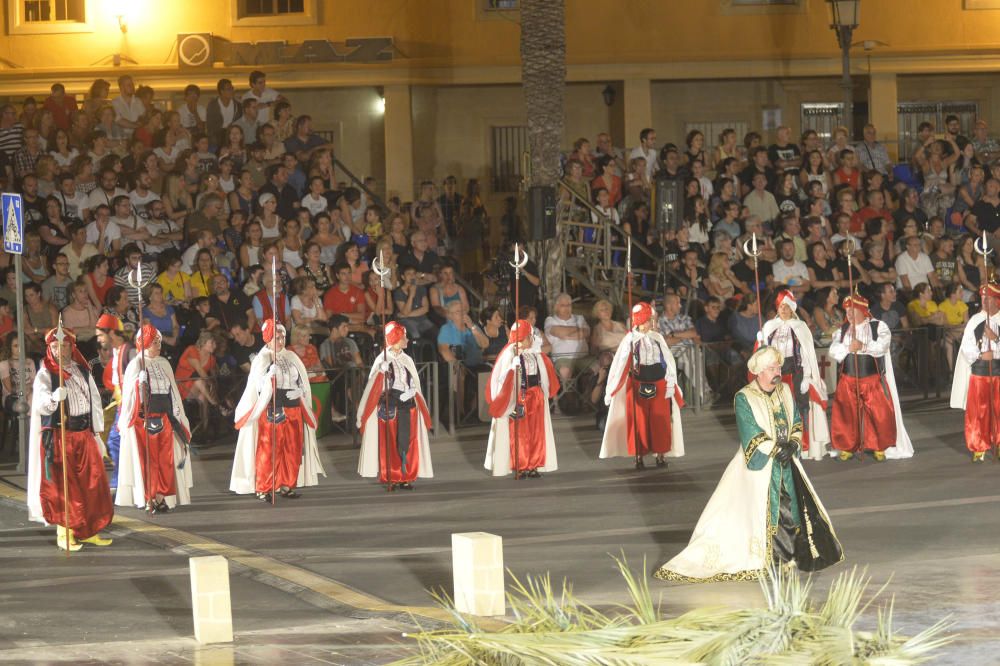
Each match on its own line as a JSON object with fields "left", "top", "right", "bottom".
{"left": 520, "top": 0, "right": 565, "bottom": 308}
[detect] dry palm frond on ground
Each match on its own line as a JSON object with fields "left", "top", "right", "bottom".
{"left": 393, "top": 557, "right": 953, "bottom": 665}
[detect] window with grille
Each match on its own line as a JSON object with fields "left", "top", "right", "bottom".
{"left": 240, "top": 0, "right": 304, "bottom": 16}
{"left": 486, "top": 0, "right": 519, "bottom": 9}
{"left": 721, "top": 0, "right": 803, "bottom": 13}
{"left": 492, "top": 126, "right": 528, "bottom": 193}
{"left": 232, "top": 0, "right": 316, "bottom": 25}
{"left": 897, "top": 101, "right": 979, "bottom": 161}
{"left": 23, "top": 0, "right": 83, "bottom": 21}
{"left": 800, "top": 103, "right": 845, "bottom": 143}
{"left": 683, "top": 120, "right": 750, "bottom": 163}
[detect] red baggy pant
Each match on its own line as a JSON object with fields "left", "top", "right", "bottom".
{"left": 625, "top": 377, "right": 673, "bottom": 456}
{"left": 378, "top": 409, "right": 421, "bottom": 483}
{"left": 134, "top": 416, "right": 177, "bottom": 500}
{"left": 509, "top": 385, "right": 547, "bottom": 472}
{"left": 965, "top": 375, "right": 1000, "bottom": 453}
{"left": 38, "top": 429, "right": 113, "bottom": 540}
{"left": 255, "top": 406, "right": 304, "bottom": 492}
{"left": 831, "top": 374, "right": 896, "bottom": 452}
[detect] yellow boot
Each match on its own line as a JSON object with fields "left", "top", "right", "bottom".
{"left": 55, "top": 525, "right": 82, "bottom": 552}
{"left": 873, "top": 451, "right": 886, "bottom": 462}
{"left": 79, "top": 534, "right": 113, "bottom": 546}
{"left": 838, "top": 451, "right": 853, "bottom": 461}
{"left": 973, "top": 452, "right": 986, "bottom": 463}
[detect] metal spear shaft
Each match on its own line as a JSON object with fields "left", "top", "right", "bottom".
{"left": 509, "top": 244, "right": 528, "bottom": 480}
{"left": 270, "top": 256, "right": 278, "bottom": 505}
{"left": 127, "top": 260, "right": 153, "bottom": 508}
{"left": 741, "top": 233, "right": 764, "bottom": 339}
{"left": 974, "top": 231, "right": 996, "bottom": 460}
{"left": 843, "top": 239, "right": 863, "bottom": 459}
{"left": 54, "top": 316, "right": 69, "bottom": 555}
{"left": 373, "top": 252, "right": 393, "bottom": 491}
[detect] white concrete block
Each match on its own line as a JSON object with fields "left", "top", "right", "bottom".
{"left": 452, "top": 532, "right": 505, "bottom": 616}
{"left": 190, "top": 555, "right": 234, "bottom": 644}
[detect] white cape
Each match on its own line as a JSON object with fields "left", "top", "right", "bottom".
{"left": 27, "top": 364, "right": 106, "bottom": 525}
{"left": 599, "top": 330, "right": 685, "bottom": 458}
{"left": 230, "top": 347, "right": 326, "bottom": 494}
{"left": 950, "top": 311, "right": 1000, "bottom": 409}
{"left": 115, "top": 355, "right": 194, "bottom": 509}
{"left": 656, "top": 383, "right": 840, "bottom": 582}
{"left": 830, "top": 319, "right": 913, "bottom": 459}
{"left": 484, "top": 345, "right": 558, "bottom": 476}
{"left": 356, "top": 349, "right": 433, "bottom": 478}
{"left": 761, "top": 317, "right": 831, "bottom": 461}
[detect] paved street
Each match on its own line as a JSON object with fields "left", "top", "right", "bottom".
{"left": 2, "top": 393, "right": 1000, "bottom": 664}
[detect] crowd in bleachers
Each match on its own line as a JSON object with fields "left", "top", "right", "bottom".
{"left": 0, "top": 70, "right": 997, "bottom": 441}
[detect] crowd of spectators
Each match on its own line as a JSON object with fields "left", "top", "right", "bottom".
{"left": 0, "top": 70, "right": 998, "bottom": 441}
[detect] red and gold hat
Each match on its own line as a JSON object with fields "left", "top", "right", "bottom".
{"left": 842, "top": 293, "right": 870, "bottom": 318}
{"left": 45, "top": 326, "right": 76, "bottom": 345}
{"left": 631, "top": 302, "right": 654, "bottom": 328}
{"left": 980, "top": 281, "right": 1000, "bottom": 299}
{"left": 776, "top": 289, "right": 797, "bottom": 312}
{"left": 384, "top": 321, "right": 406, "bottom": 346}
{"left": 510, "top": 319, "right": 532, "bottom": 343}
{"left": 261, "top": 319, "right": 286, "bottom": 344}
{"left": 135, "top": 323, "right": 162, "bottom": 351}
{"left": 95, "top": 313, "right": 123, "bottom": 332}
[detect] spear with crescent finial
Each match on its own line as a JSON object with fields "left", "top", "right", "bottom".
{"left": 372, "top": 250, "right": 395, "bottom": 491}
{"left": 974, "top": 231, "right": 996, "bottom": 461}
{"left": 54, "top": 315, "right": 70, "bottom": 555}
{"left": 509, "top": 243, "right": 528, "bottom": 480}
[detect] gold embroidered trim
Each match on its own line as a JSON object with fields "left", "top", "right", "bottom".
{"left": 653, "top": 567, "right": 765, "bottom": 583}
{"left": 745, "top": 432, "right": 768, "bottom": 464}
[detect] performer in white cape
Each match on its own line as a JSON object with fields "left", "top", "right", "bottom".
{"left": 115, "top": 324, "right": 194, "bottom": 513}
{"left": 231, "top": 320, "right": 325, "bottom": 500}
{"left": 357, "top": 321, "right": 433, "bottom": 488}
{"left": 600, "top": 302, "right": 685, "bottom": 469}
{"left": 484, "top": 319, "right": 559, "bottom": 478}
{"left": 27, "top": 326, "right": 113, "bottom": 550}
{"left": 655, "top": 346, "right": 843, "bottom": 583}
{"left": 829, "top": 293, "right": 913, "bottom": 461}
{"left": 950, "top": 281, "right": 1000, "bottom": 462}
{"left": 760, "top": 290, "right": 830, "bottom": 460}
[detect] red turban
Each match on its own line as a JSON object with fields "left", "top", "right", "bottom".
{"left": 261, "top": 319, "right": 286, "bottom": 344}
{"left": 95, "top": 313, "right": 123, "bottom": 332}
{"left": 981, "top": 281, "right": 1000, "bottom": 299}
{"left": 384, "top": 321, "right": 406, "bottom": 346}
{"left": 43, "top": 326, "right": 88, "bottom": 379}
{"left": 776, "top": 289, "right": 797, "bottom": 312}
{"left": 135, "top": 323, "right": 162, "bottom": 352}
{"left": 842, "top": 293, "right": 871, "bottom": 318}
{"left": 510, "top": 319, "right": 532, "bottom": 343}
{"left": 631, "top": 302, "right": 654, "bottom": 328}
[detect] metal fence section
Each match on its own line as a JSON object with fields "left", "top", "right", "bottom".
{"left": 492, "top": 126, "right": 529, "bottom": 193}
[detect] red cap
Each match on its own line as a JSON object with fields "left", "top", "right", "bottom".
{"left": 261, "top": 319, "right": 286, "bottom": 344}
{"left": 384, "top": 321, "right": 406, "bottom": 346}
{"left": 981, "top": 281, "right": 1000, "bottom": 299}
{"left": 135, "top": 323, "right": 162, "bottom": 351}
{"left": 776, "top": 290, "right": 797, "bottom": 312}
{"left": 96, "top": 313, "right": 123, "bottom": 332}
{"left": 842, "top": 293, "right": 870, "bottom": 318}
{"left": 510, "top": 319, "right": 531, "bottom": 343}
{"left": 631, "top": 302, "right": 654, "bottom": 328}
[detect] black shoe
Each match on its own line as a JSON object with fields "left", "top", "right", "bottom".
{"left": 279, "top": 488, "right": 301, "bottom": 499}
{"left": 528, "top": 469, "right": 541, "bottom": 478}
{"left": 153, "top": 500, "right": 170, "bottom": 514}
{"left": 655, "top": 456, "right": 666, "bottom": 468}
{"left": 257, "top": 492, "right": 271, "bottom": 502}
{"left": 634, "top": 456, "right": 645, "bottom": 469}
{"left": 399, "top": 482, "right": 414, "bottom": 490}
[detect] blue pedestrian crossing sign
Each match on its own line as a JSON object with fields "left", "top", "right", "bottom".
{"left": 2, "top": 193, "right": 23, "bottom": 255}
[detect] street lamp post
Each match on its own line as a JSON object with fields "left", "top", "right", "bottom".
{"left": 828, "top": 0, "right": 860, "bottom": 139}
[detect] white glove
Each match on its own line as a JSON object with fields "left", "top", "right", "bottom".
{"left": 400, "top": 388, "right": 416, "bottom": 402}
{"left": 51, "top": 387, "right": 67, "bottom": 402}
{"left": 138, "top": 370, "right": 148, "bottom": 385}
{"left": 285, "top": 388, "right": 302, "bottom": 400}
{"left": 800, "top": 379, "right": 810, "bottom": 394}
{"left": 265, "top": 364, "right": 277, "bottom": 379}
{"left": 756, "top": 331, "right": 765, "bottom": 343}
{"left": 378, "top": 361, "right": 389, "bottom": 373}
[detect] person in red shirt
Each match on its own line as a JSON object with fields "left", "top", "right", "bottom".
{"left": 42, "top": 83, "right": 78, "bottom": 131}
{"left": 854, "top": 190, "right": 893, "bottom": 237}
{"left": 833, "top": 149, "right": 860, "bottom": 193}
{"left": 323, "top": 262, "right": 367, "bottom": 331}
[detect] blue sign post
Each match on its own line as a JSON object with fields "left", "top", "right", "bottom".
{"left": 2, "top": 192, "right": 27, "bottom": 472}
{"left": 2, "top": 192, "right": 23, "bottom": 255}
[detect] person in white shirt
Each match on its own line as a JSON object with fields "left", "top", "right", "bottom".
{"left": 128, "top": 170, "right": 161, "bottom": 211}
{"left": 301, "top": 176, "right": 329, "bottom": 217}
{"left": 241, "top": 70, "right": 286, "bottom": 124}
{"left": 543, "top": 292, "right": 591, "bottom": 386}
{"left": 628, "top": 128, "right": 659, "bottom": 181}
{"left": 110, "top": 195, "right": 152, "bottom": 248}
{"left": 87, "top": 168, "right": 127, "bottom": 212}
{"left": 178, "top": 84, "right": 206, "bottom": 131}
{"left": 85, "top": 205, "right": 122, "bottom": 255}
{"left": 771, "top": 239, "right": 811, "bottom": 300}
{"left": 111, "top": 75, "right": 144, "bottom": 136}
{"left": 894, "top": 235, "right": 939, "bottom": 292}
{"left": 53, "top": 173, "right": 89, "bottom": 223}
